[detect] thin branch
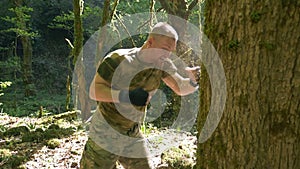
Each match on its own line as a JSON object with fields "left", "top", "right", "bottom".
{"left": 65, "top": 38, "right": 74, "bottom": 49}
{"left": 188, "top": 0, "right": 200, "bottom": 12}
{"left": 110, "top": 20, "right": 122, "bottom": 47}
{"left": 114, "top": 14, "right": 136, "bottom": 47}
{"left": 158, "top": 0, "right": 171, "bottom": 13}
{"left": 137, "top": 19, "right": 151, "bottom": 32}
{"left": 178, "top": 47, "right": 193, "bottom": 59}
{"left": 171, "top": 47, "right": 193, "bottom": 63}
{"left": 109, "top": 0, "right": 120, "bottom": 21}
{"left": 156, "top": 7, "right": 164, "bottom": 12}
{"left": 137, "top": 0, "right": 156, "bottom": 32}
{"left": 149, "top": 0, "right": 155, "bottom": 26}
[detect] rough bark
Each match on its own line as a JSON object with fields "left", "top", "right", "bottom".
{"left": 197, "top": 0, "right": 300, "bottom": 168}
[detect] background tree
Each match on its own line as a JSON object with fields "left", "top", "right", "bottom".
{"left": 72, "top": 0, "right": 90, "bottom": 121}
{"left": 197, "top": 0, "right": 300, "bottom": 168}
{"left": 2, "top": 0, "right": 38, "bottom": 97}
{"left": 73, "top": 0, "right": 121, "bottom": 121}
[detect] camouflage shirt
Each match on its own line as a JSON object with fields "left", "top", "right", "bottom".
{"left": 96, "top": 47, "right": 177, "bottom": 133}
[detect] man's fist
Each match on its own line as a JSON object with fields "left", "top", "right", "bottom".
{"left": 119, "top": 88, "right": 149, "bottom": 106}
{"left": 185, "top": 66, "right": 200, "bottom": 82}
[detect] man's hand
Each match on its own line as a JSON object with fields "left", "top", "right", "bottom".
{"left": 185, "top": 66, "right": 200, "bottom": 82}
{"left": 119, "top": 88, "right": 149, "bottom": 106}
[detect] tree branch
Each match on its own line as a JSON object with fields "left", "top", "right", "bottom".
{"left": 149, "top": 0, "right": 155, "bottom": 26}
{"left": 114, "top": 14, "right": 136, "bottom": 47}
{"left": 109, "top": 0, "right": 120, "bottom": 21}
{"left": 158, "top": 0, "right": 172, "bottom": 14}
{"left": 188, "top": 0, "right": 200, "bottom": 12}
{"left": 101, "top": 0, "right": 111, "bottom": 26}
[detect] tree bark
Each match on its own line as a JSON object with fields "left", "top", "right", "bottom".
{"left": 197, "top": 0, "right": 300, "bottom": 168}
{"left": 20, "top": 35, "right": 34, "bottom": 96}
{"left": 73, "top": 0, "right": 91, "bottom": 121}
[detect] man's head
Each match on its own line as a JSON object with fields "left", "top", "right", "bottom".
{"left": 143, "top": 22, "right": 178, "bottom": 52}
{"left": 140, "top": 22, "right": 178, "bottom": 66}
{"left": 150, "top": 22, "right": 178, "bottom": 42}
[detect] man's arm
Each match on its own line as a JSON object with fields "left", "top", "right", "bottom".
{"left": 89, "top": 73, "right": 120, "bottom": 102}
{"left": 162, "top": 66, "right": 199, "bottom": 96}
{"left": 89, "top": 73, "right": 149, "bottom": 106}
{"left": 162, "top": 73, "right": 198, "bottom": 96}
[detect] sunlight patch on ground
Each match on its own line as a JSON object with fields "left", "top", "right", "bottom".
{"left": 1, "top": 113, "right": 196, "bottom": 169}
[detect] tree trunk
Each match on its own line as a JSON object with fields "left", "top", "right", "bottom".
{"left": 96, "top": 0, "right": 114, "bottom": 62}
{"left": 14, "top": 0, "right": 35, "bottom": 96}
{"left": 73, "top": 0, "right": 91, "bottom": 120}
{"left": 20, "top": 36, "right": 34, "bottom": 96}
{"left": 197, "top": 0, "right": 300, "bottom": 168}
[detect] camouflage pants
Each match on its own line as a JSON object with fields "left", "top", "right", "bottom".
{"left": 80, "top": 139, "right": 152, "bottom": 169}
{"left": 79, "top": 110, "right": 152, "bottom": 169}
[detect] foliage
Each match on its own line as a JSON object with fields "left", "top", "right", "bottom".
{"left": 117, "top": 0, "right": 159, "bottom": 14}
{"left": 1, "top": 6, "right": 38, "bottom": 38}
{"left": 46, "top": 139, "right": 61, "bottom": 149}
{"left": 2, "top": 91, "right": 67, "bottom": 117}
{"left": 0, "top": 56, "right": 22, "bottom": 112}
{"left": 48, "top": 4, "right": 102, "bottom": 38}
{"left": 48, "top": 11, "right": 74, "bottom": 31}
{"left": 0, "top": 148, "right": 27, "bottom": 169}
{"left": 0, "top": 149, "right": 12, "bottom": 162}
{"left": 162, "top": 146, "right": 196, "bottom": 169}
{"left": 0, "top": 61, "right": 68, "bottom": 117}
{"left": 82, "top": 6, "right": 103, "bottom": 36}
{"left": 0, "top": 81, "right": 12, "bottom": 95}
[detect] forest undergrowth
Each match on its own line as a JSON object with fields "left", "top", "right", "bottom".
{"left": 0, "top": 112, "right": 197, "bottom": 169}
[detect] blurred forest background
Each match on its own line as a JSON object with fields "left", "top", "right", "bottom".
{"left": 0, "top": 0, "right": 200, "bottom": 119}
{"left": 0, "top": 0, "right": 202, "bottom": 168}
{"left": 0, "top": 0, "right": 144, "bottom": 116}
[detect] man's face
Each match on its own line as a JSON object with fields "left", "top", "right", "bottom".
{"left": 148, "top": 35, "right": 177, "bottom": 66}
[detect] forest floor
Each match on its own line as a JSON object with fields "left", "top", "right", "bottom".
{"left": 0, "top": 112, "right": 197, "bottom": 169}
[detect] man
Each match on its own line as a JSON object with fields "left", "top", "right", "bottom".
{"left": 80, "top": 22, "right": 199, "bottom": 169}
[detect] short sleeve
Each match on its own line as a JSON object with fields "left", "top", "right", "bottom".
{"left": 161, "top": 58, "right": 177, "bottom": 78}
{"left": 97, "top": 53, "right": 122, "bottom": 83}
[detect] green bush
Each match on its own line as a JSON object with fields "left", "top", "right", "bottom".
{"left": 46, "top": 138, "right": 60, "bottom": 149}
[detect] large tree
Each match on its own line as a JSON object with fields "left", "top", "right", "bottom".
{"left": 197, "top": 0, "right": 300, "bottom": 168}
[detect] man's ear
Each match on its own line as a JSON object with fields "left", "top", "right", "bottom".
{"left": 147, "top": 37, "right": 154, "bottom": 47}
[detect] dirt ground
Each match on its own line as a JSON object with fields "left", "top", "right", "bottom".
{"left": 0, "top": 113, "right": 197, "bottom": 169}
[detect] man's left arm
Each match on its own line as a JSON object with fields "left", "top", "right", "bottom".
{"left": 162, "top": 66, "right": 199, "bottom": 96}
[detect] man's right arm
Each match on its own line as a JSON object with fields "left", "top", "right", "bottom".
{"left": 89, "top": 73, "right": 149, "bottom": 106}
{"left": 89, "top": 73, "right": 120, "bottom": 103}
